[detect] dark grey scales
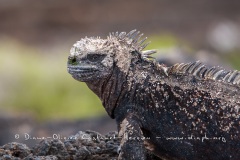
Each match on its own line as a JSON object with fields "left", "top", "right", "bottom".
{"left": 67, "top": 30, "right": 240, "bottom": 160}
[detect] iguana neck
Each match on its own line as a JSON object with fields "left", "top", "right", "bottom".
{"left": 86, "top": 65, "right": 128, "bottom": 118}
{"left": 86, "top": 59, "right": 169, "bottom": 118}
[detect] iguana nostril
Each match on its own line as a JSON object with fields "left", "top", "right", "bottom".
{"left": 68, "top": 56, "right": 77, "bottom": 65}
{"left": 72, "top": 57, "right": 76, "bottom": 63}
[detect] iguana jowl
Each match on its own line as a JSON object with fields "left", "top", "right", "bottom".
{"left": 67, "top": 30, "right": 240, "bottom": 160}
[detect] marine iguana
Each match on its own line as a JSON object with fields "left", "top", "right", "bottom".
{"left": 67, "top": 30, "right": 240, "bottom": 160}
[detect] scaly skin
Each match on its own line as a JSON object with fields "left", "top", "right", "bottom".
{"left": 67, "top": 30, "right": 240, "bottom": 160}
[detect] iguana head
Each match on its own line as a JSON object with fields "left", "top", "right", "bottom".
{"left": 67, "top": 30, "right": 156, "bottom": 82}
{"left": 67, "top": 37, "right": 113, "bottom": 82}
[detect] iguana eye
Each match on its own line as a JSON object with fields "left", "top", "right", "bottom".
{"left": 87, "top": 54, "right": 105, "bottom": 62}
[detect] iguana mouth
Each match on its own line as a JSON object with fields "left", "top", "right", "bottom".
{"left": 67, "top": 65, "right": 99, "bottom": 82}
{"left": 67, "top": 65, "right": 98, "bottom": 74}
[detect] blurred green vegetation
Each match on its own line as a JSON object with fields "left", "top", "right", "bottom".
{"left": 147, "top": 34, "right": 180, "bottom": 49}
{"left": 0, "top": 36, "right": 239, "bottom": 121}
{"left": 0, "top": 39, "right": 105, "bottom": 121}
{"left": 147, "top": 34, "right": 240, "bottom": 70}
{"left": 146, "top": 33, "right": 193, "bottom": 57}
{"left": 224, "top": 51, "right": 240, "bottom": 69}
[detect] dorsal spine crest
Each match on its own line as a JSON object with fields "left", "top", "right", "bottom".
{"left": 109, "top": 29, "right": 156, "bottom": 60}
{"left": 171, "top": 61, "right": 240, "bottom": 86}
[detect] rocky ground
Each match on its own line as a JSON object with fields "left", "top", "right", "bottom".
{"left": 0, "top": 130, "right": 160, "bottom": 160}
{"left": 0, "top": 113, "right": 116, "bottom": 148}
{"left": 0, "top": 130, "right": 120, "bottom": 160}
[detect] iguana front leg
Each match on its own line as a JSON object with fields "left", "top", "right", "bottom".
{"left": 118, "top": 113, "right": 146, "bottom": 160}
